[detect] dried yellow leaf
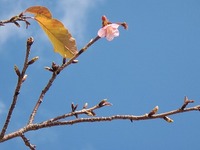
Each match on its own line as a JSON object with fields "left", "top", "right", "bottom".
{"left": 25, "top": 6, "right": 78, "bottom": 58}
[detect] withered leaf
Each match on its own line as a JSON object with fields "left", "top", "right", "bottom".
{"left": 25, "top": 6, "right": 78, "bottom": 58}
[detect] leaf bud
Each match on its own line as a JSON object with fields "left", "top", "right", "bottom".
{"left": 72, "top": 59, "right": 79, "bottom": 64}
{"left": 163, "top": 116, "right": 173, "bottom": 123}
{"left": 22, "top": 74, "right": 28, "bottom": 82}
{"left": 27, "top": 37, "right": 34, "bottom": 46}
{"left": 14, "top": 65, "right": 21, "bottom": 76}
{"left": 52, "top": 62, "right": 59, "bottom": 71}
{"left": 44, "top": 67, "right": 53, "bottom": 72}
{"left": 98, "top": 99, "right": 112, "bottom": 107}
{"left": 28, "top": 56, "right": 39, "bottom": 65}
{"left": 62, "top": 57, "right": 66, "bottom": 64}
{"left": 148, "top": 106, "right": 159, "bottom": 117}
{"left": 85, "top": 110, "right": 96, "bottom": 116}
{"left": 83, "top": 103, "right": 88, "bottom": 109}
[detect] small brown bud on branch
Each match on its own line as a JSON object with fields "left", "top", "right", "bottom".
{"left": 72, "top": 60, "right": 79, "bottom": 64}
{"left": 62, "top": 58, "right": 66, "bottom": 64}
{"left": 85, "top": 110, "right": 96, "bottom": 116}
{"left": 71, "top": 103, "right": 78, "bottom": 112}
{"left": 28, "top": 56, "right": 39, "bottom": 65}
{"left": 27, "top": 37, "right": 34, "bottom": 46}
{"left": 52, "top": 62, "right": 59, "bottom": 72}
{"left": 163, "top": 116, "right": 173, "bottom": 123}
{"left": 14, "top": 65, "right": 21, "bottom": 76}
{"left": 22, "top": 74, "right": 28, "bottom": 82}
{"left": 98, "top": 99, "right": 112, "bottom": 107}
{"left": 44, "top": 67, "right": 53, "bottom": 72}
{"left": 83, "top": 103, "right": 88, "bottom": 109}
{"left": 148, "top": 106, "right": 159, "bottom": 117}
{"left": 71, "top": 103, "right": 78, "bottom": 118}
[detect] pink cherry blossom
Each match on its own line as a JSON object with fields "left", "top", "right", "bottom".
{"left": 97, "top": 23, "right": 120, "bottom": 41}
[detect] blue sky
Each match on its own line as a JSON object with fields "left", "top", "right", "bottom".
{"left": 0, "top": 0, "right": 200, "bottom": 149}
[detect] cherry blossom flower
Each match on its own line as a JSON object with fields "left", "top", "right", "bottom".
{"left": 97, "top": 15, "right": 128, "bottom": 41}
{"left": 97, "top": 23, "right": 120, "bottom": 41}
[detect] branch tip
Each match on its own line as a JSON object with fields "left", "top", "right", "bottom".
{"left": 27, "top": 37, "right": 34, "bottom": 46}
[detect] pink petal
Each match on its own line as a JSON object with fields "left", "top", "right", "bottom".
{"left": 106, "top": 35, "right": 115, "bottom": 41}
{"left": 113, "top": 29, "right": 119, "bottom": 37}
{"left": 97, "top": 28, "right": 106, "bottom": 37}
{"left": 97, "top": 23, "right": 120, "bottom": 41}
{"left": 109, "top": 23, "right": 120, "bottom": 29}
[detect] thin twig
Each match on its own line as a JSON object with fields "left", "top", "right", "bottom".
{"left": 0, "top": 37, "right": 33, "bottom": 139}
{"left": 27, "top": 72, "right": 57, "bottom": 124}
{"left": 0, "top": 104, "right": 199, "bottom": 143}
{"left": 59, "top": 36, "right": 100, "bottom": 72}
{"left": 0, "top": 13, "right": 31, "bottom": 28}
{"left": 45, "top": 99, "right": 111, "bottom": 123}
{"left": 21, "top": 134, "right": 36, "bottom": 150}
{"left": 27, "top": 36, "right": 101, "bottom": 125}
{"left": 180, "top": 96, "right": 195, "bottom": 110}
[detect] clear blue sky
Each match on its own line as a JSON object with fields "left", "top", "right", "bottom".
{"left": 0, "top": 0, "right": 200, "bottom": 150}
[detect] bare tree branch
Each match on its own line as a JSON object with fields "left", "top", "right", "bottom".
{"left": 0, "top": 12, "right": 31, "bottom": 28}
{"left": 27, "top": 36, "right": 101, "bottom": 125}
{"left": 44, "top": 99, "right": 112, "bottom": 123}
{"left": 0, "top": 37, "right": 34, "bottom": 139}
{"left": 0, "top": 98, "right": 199, "bottom": 143}
{"left": 27, "top": 72, "right": 57, "bottom": 125}
{"left": 21, "top": 134, "right": 36, "bottom": 150}
{"left": 59, "top": 36, "right": 101, "bottom": 72}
